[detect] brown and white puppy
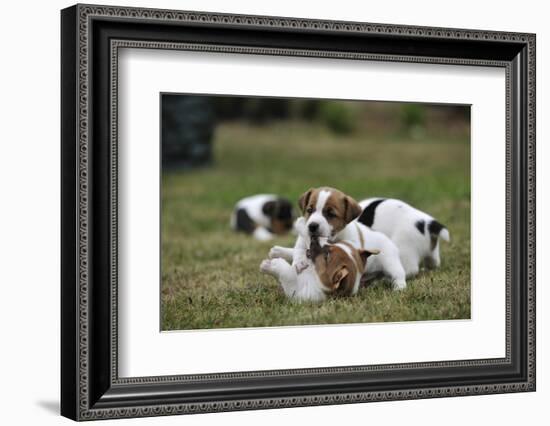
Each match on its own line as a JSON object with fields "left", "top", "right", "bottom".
{"left": 269, "top": 187, "right": 408, "bottom": 290}
{"left": 260, "top": 217, "right": 377, "bottom": 302}
{"left": 230, "top": 194, "right": 294, "bottom": 241}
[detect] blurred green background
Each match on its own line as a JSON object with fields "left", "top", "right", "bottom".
{"left": 161, "top": 95, "right": 470, "bottom": 330}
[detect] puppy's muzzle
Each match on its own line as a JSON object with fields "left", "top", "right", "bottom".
{"left": 308, "top": 222, "right": 320, "bottom": 235}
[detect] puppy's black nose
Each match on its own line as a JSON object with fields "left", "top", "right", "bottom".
{"left": 308, "top": 222, "right": 319, "bottom": 233}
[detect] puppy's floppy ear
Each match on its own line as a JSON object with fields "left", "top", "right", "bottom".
{"left": 358, "top": 249, "right": 380, "bottom": 266}
{"left": 262, "top": 201, "right": 276, "bottom": 217}
{"left": 331, "top": 266, "right": 349, "bottom": 289}
{"left": 298, "top": 188, "right": 314, "bottom": 214}
{"left": 343, "top": 195, "right": 362, "bottom": 224}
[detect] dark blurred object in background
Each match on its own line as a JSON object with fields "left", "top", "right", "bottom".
{"left": 162, "top": 95, "right": 215, "bottom": 169}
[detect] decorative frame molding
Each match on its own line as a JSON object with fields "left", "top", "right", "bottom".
{"left": 61, "top": 4, "right": 535, "bottom": 421}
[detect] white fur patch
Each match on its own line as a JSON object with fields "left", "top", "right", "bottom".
{"left": 358, "top": 198, "right": 449, "bottom": 277}
{"left": 253, "top": 227, "right": 274, "bottom": 241}
{"left": 316, "top": 190, "right": 331, "bottom": 211}
{"left": 306, "top": 189, "right": 333, "bottom": 237}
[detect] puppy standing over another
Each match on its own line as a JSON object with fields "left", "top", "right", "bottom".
{"left": 260, "top": 217, "right": 377, "bottom": 302}
{"left": 269, "top": 187, "right": 407, "bottom": 290}
{"left": 358, "top": 198, "right": 450, "bottom": 277}
{"left": 230, "top": 194, "right": 294, "bottom": 241}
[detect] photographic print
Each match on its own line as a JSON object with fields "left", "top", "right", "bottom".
{"left": 61, "top": 5, "right": 535, "bottom": 419}
{"left": 160, "top": 94, "right": 471, "bottom": 331}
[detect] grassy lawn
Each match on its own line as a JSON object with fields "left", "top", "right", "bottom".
{"left": 161, "top": 121, "right": 470, "bottom": 330}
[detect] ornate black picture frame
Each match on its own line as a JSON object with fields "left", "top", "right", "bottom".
{"left": 61, "top": 4, "right": 536, "bottom": 421}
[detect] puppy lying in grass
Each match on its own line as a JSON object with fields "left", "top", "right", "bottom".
{"left": 260, "top": 218, "right": 378, "bottom": 302}
{"left": 231, "top": 194, "right": 294, "bottom": 241}
{"left": 358, "top": 198, "right": 450, "bottom": 277}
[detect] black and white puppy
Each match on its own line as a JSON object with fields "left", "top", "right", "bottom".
{"left": 231, "top": 194, "right": 294, "bottom": 241}
{"left": 358, "top": 198, "right": 450, "bottom": 277}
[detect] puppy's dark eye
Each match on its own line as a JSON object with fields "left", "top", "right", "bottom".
{"left": 306, "top": 206, "right": 315, "bottom": 214}
{"left": 325, "top": 209, "right": 336, "bottom": 219}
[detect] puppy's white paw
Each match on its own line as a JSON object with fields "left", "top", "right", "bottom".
{"left": 294, "top": 259, "right": 310, "bottom": 274}
{"left": 293, "top": 217, "right": 307, "bottom": 235}
{"left": 392, "top": 280, "right": 407, "bottom": 291}
{"left": 260, "top": 259, "right": 274, "bottom": 274}
{"left": 269, "top": 246, "right": 286, "bottom": 259}
{"left": 253, "top": 227, "right": 274, "bottom": 241}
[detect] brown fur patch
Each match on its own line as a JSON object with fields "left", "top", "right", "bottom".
{"left": 312, "top": 244, "right": 357, "bottom": 297}
{"left": 270, "top": 218, "right": 293, "bottom": 235}
{"left": 339, "top": 241, "right": 379, "bottom": 271}
{"left": 311, "top": 239, "right": 379, "bottom": 297}
{"left": 298, "top": 188, "right": 314, "bottom": 214}
{"left": 263, "top": 199, "right": 293, "bottom": 235}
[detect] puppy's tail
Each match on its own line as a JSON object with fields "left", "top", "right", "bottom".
{"left": 428, "top": 220, "right": 450, "bottom": 243}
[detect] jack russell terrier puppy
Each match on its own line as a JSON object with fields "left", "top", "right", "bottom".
{"left": 260, "top": 217, "right": 378, "bottom": 301}
{"left": 269, "top": 187, "right": 408, "bottom": 290}
{"left": 230, "top": 194, "right": 294, "bottom": 241}
{"left": 358, "top": 198, "right": 450, "bottom": 277}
